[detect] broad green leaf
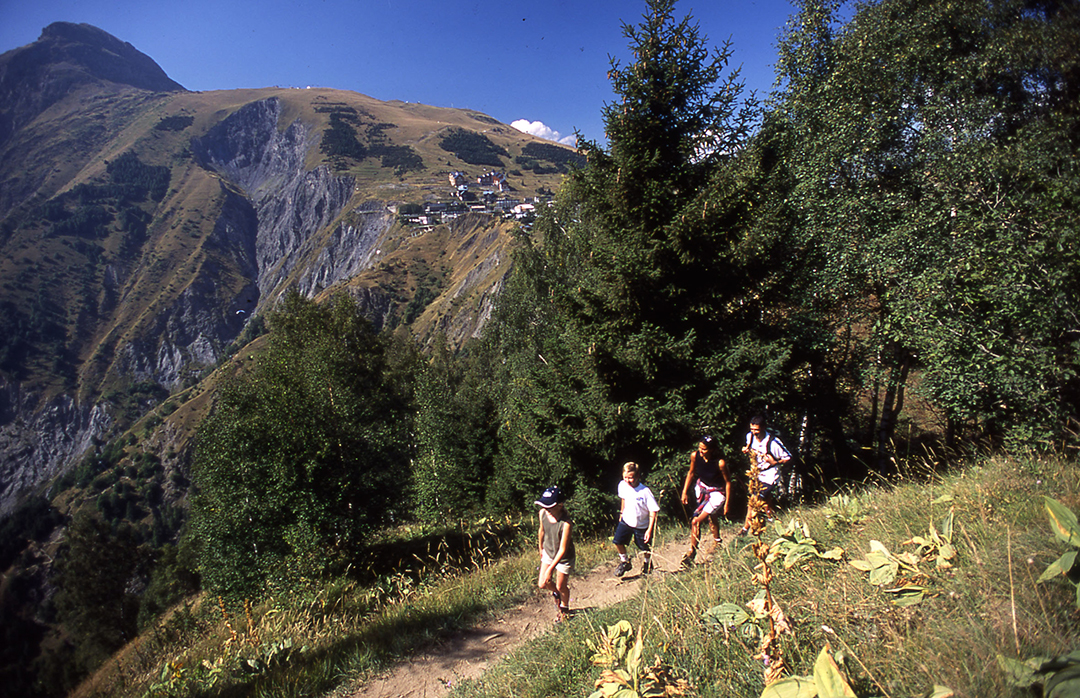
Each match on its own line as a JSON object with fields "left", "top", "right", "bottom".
{"left": 937, "top": 542, "right": 956, "bottom": 566}
{"left": 867, "top": 554, "right": 899, "bottom": 586}
{"left": 760, "top": 676, "right": 817, "bottom": 698}
{"left": 887, "top": 584, "right": 927, "bottom": 607}
{"left": 996, "top": 654, "right": 1041, "bottom": 688}
{"left": 1038, "top": 551, "right": 1078, "bottom": 583}
{"left": 939, "top": 509, "right": 954, "bottom": 541}
{"left": 1045, "top": 663, "right": 1080, "bottom": 698}
{"left": 785, "top": 543, "right": 819, "bottom": 568}
{"left": 1044, "top": 498, "right": 1080, "bottom": 547}
{"left": 920, "top": 686, "right": 955, "bottom": 698}
{"left": 932, "top": 494, "right": 954, "bottom": 505}
{"left": 627, "top": 629, "right": 644, "bottom": 677}
{"left": 702, "top": 603, "right": 751, "bottom": 629}
{"left": 813, "top": 646, "right": 856, "bottom": 697}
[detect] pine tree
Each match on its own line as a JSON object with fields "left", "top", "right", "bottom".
{"left": 487, "top": 0, "right": 766, "bottom": 514}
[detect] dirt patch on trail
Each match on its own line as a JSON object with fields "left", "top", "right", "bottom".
{"left": 344, "top": 535, "right": 723, "bottom": 698}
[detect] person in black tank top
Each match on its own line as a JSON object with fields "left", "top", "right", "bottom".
{"left": 679, "top": 435, "right": 732, "bottom": 567}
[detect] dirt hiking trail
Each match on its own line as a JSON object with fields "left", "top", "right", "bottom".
{"left": 344, "top": 534, "right": 725, "bottom": 698}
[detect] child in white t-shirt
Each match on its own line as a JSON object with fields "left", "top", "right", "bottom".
{"left": 613, "top": 462, "right": 660, "bottom": 576}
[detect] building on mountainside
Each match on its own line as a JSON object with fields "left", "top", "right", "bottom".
{"left": 512, "top": 203, "right": 536, "bottom": 219}
{"left": 449, "top": 171, "right": 467, "bottom": 186}
{"left": 477, "top": 171, "right": 509, "bottom": 191}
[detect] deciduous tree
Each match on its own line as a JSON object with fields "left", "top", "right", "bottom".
{"left": 190, "top": 292, "right": 413, "bottom": 595}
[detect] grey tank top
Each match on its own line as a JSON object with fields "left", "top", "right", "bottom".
{"left": 542, "top": 511, "right": 576, "bottom": 563}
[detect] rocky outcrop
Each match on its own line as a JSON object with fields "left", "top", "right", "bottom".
{"left": 192, "top": 97, "right": 372, "bottom": 301}
{"left": 297, "top": 207, "right": 392, "bottom": 298}
{"left": 114, "top": 184, "right": 261, "bottom": 388}
{"left": 0, "top": 376, "right": 112, "bottom": 515}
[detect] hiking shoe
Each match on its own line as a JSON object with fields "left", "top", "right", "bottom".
{"left": 614, "top": 560, "right": 632, "bottom": 577}
{"left": 641, "top": 559, "right": 653, "bottom": 574}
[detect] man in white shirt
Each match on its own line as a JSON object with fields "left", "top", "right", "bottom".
{"left": 738, "top": 415, "right": 791, "bottom": 535}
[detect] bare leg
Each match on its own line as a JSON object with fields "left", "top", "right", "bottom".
{"left": 555, "top": 571, "right": 570, "bottom": 617}
{"left": 685, "top": 510, "right": 710, "bottom": 563}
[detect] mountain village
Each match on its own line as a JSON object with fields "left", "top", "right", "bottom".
{"left": 397, "top": 169, "right": 550, "bottom": 227}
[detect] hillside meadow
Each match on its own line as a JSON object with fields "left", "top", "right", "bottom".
{"left": 68, "top": 452, "right": 1080, "bottom": 698}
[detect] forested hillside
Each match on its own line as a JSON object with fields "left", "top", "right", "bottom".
{"left": 2, "top": 0, "right": 1078, "bottom": 695}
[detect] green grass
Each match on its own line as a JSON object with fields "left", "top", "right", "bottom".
{"left": 78, "top": 453, "right": 1080, "bottom": 698}
{"left": 451, "top": 453, "right": 1080, "bottom": 698}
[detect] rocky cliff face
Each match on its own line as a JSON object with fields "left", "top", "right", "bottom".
{"left": 192, "top": 97, "right": 386, "bottom": 302}
{"left": 0, "top": 97, "right": 398, "bottom": 514}
{"left": 0, "top": 24, "right": 577, "bottom": 517}
{"left": 0, "top": 376, "right": 112, "bottom": 514}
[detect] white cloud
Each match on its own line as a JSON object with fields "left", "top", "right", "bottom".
{"left": 511, "top": 119, "right": 577, "bottom": 147}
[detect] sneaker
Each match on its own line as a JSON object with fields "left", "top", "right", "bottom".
{"left": 641, "top": 559, "right": 653, "bottom": 574}
{"left": 736, "top": 527, "right": 749, "bottom": 537}
{"left": 614, "top": 560, "right": 632, "bottom": 577}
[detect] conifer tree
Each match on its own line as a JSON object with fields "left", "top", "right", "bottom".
{"left": 488, "top": 0, "right": 767, "bottom": 513}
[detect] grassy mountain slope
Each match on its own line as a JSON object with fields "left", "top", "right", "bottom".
{"left": 67, "top": 453, "right": 1080, "bottom": 698}
{"left": 0, "top": 83, "right": 570, "bottom": 405}
{"left": 0, "top": 23, "right": 583, "bottom": 527}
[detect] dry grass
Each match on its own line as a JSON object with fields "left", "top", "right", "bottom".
{"left": 451, "top": 452, "right": 1080, "bottom": 698}
{"left": 69, "top": 453, "right": 1080, "bottom": 698}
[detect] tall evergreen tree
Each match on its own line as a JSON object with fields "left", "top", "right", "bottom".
{"left": 487, "top": 0, "right": 782, "bottom": 515}
{"left": 412, "top": 336, "right": 500, "bottom": 521}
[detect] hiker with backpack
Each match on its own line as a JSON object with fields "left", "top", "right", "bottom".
{"left": 738, "top": 415, "right": 792, "bottom": 536}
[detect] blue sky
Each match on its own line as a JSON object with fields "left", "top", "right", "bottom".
{"left": 0, "top": 0, "right": 799, "bottom": 146}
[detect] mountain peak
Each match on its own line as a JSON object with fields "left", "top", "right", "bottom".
{"left": 34, "top": 21, "right": 186, "bottom": 93}
{"left": 0, "top": 22, "right": 185, "bottom": 144}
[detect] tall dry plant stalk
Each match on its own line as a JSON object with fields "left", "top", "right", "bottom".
{"left": 745, "top": 453, "right": 789, "bottom": 685}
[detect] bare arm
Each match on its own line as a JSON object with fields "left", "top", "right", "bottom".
{"left": 720, "top": 459, "right": 732, "bottom": 516}
{"left": 681, "top": 454, "right": 698, "bottom": 505}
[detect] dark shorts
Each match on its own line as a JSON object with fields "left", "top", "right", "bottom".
{"left": 613, "top": 520, "right": 651, "bottom": 551}
{"left": 756, "top": 480, "right": 778, "bottom": 501}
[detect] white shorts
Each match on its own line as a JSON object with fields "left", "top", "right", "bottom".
{"left": 695, "top": 480, "right": 726, "bottom": 515}
{"left": 542, "top": 551, "right": 574, "bottom": 575}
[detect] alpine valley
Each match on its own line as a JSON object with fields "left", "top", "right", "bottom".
{"left": 0, "top": 22, "right": 581, "bottom": 519}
